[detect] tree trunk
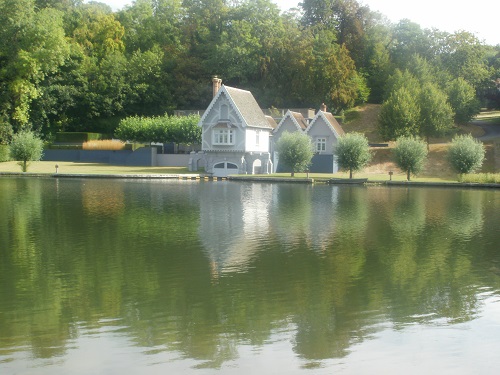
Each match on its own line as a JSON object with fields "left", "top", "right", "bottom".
{"left": 22, "top": 160, "right": 27, "bottom": 172}
{"left": 349, "top": 169, "right": 353, "bottom": 179}
{"left": 291, "top": 171, "right": 294, "bottom": 177}
{"left": 407, "top": 170, "right": 411, "bottom": 181}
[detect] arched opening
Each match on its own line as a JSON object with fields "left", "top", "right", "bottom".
{"left": 252, "top": 159, "right": 262, "bottom": 175}
{"left": 213, "top": 162, "right": 239, "bottom": 177}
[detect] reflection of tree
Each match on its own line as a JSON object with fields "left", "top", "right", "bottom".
{"left": 447, "top": 190, "right": 484, "bottom": 240}
{"left": 334, "top": 187, "right": 369, "bottom": 237}
{"left": 271, "top": 184, "right": 312, "bottom": 247}
{"left": 1, "top": 180, "right": 499, "bottom": 369}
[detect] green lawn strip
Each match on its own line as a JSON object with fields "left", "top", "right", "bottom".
{"left": 0, "top": 161, "right": 194, "bottom": 175}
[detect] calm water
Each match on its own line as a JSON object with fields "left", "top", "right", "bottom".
{"left": 0, "top": 177, "right": 499, "bottom": 374}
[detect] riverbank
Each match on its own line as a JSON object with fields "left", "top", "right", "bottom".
{"left": 1, "top": 161, "right": 498, "bottom": 188}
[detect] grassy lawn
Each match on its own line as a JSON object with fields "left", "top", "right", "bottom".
{"left": 0, "top": 161, "right": 194, "bottom": 175}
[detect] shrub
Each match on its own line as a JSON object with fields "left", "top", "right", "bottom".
{"left": 9, "top": 131, "right": 44, "bottom": 172}
{"left": 447, "top": 134, "right": 485, "bottom": 175}
{"left": 459, "top": 173, "right": 500, "bottom": 184}
{"left": 82, "top": 140, "right": 126, "bottom": 150}
{"left": 276, "top": 131, "right": 314, "bottom": 177}
{"left": 336, "top": 132, "right": 372, "bottom": 178}
{"left": 0, "top": 144, "right": 10, "bottom": 162}
{"left": 393, "top": 136, "right": 428, "bottom": 181}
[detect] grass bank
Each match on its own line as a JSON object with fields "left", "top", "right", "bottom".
{"left": 0, "top": 161, "right": 193, "bottom": 175}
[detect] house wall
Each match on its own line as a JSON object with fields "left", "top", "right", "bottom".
{"left": 245, "top": 128, "right": 270, "bottom": 153}
{"left": 201, "top": 92, "right": 245, "bottom": 152}
{"left": 307, "top": 117, "right": 339, "bottom": 154}
{"left": 271, "top": 118, "right": 304, "bottom": 154}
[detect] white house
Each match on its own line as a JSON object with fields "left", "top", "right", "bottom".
{"left": 189, "top": 78, "right": 275, "bottom": 177}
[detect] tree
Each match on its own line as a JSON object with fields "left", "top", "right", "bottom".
{"left": 9, "top": 131, "right": 44, "bottom": 172}
{"left": 275, "top": 131, "right": 314, "bottom": 177}
{"left": 393, "top": 136, "right": 428, "bottom": 181}
{"left": 336, "top": 132, "right": 371, "bottom": 178}
{"left": 0, "top": 0, "right": 70, "bottom": 130}
{"left": 447, "top": 78, "right": 480, "bottom": 124}
{"left": 378, "top": 87, "right": 421, "bottom": 140}
{"left": 418, "top": 82, "right": 454, "bottom": 145}
{"left": 447, "top": 134, "right": 485, "bottom": 176}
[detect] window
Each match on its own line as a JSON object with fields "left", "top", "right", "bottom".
{"left": 213, "top": 128, "right": 235, "bottom": 145}
{"left": 220, "top": 104, "right": 229, "bottom": 120}
{"left": 316, "top": 138, "right": 326, "bottom": 152}
{"left": 256, "top": 130, "right": 260, "bottom": 146}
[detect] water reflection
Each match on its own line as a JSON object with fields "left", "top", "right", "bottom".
{"left": 1, "top": 179, "right": 499, "bottom": 373}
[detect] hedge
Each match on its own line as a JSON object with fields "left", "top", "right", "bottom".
{"left": 55, "top": 132, "right": 106, "bottom": 143}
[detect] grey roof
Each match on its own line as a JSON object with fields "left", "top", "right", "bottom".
{"left": 323, "top": 112, "right": 345, "bottom": 136}
{"left": 265, "top": 115, "right": 278, "bottom": 129}
{"left": 291, "top": 111, "right": 309, "bottom": 130}
{"left": 225, "top": 86, "right": 272, "bottom": 129}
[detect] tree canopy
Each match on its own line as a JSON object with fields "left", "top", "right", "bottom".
{"left": 0, "top": 0, "right": 497, "bottom": 143}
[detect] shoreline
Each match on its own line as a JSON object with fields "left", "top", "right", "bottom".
{"left": 1, "top": 171, "right": 499, "bottom": 189}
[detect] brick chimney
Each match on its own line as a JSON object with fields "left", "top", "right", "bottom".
{"left": 320, "top": 103, "right": 327, "bottom": 112}
{"left": 212, "top": 76, "right": 222, "bottom": 97}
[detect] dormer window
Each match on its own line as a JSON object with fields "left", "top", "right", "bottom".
{"left": 213, "top": 128, "right": 235, "bottom": 145}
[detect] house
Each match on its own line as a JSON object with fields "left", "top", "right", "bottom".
{"left": 305, "top": 104, "right": 345, "bottom": 173}
{"left": 189, "top": 77, "right": 275, "bottom": 177}
{"left": 272, "top": 103, "right": 345, "bottom": 173}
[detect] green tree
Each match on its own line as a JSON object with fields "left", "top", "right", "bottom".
{"left": 418, "top": 82, "right": 454, "bottom": 145}
{"left": 447, "top": 134, "right": 485, "bottom": 176}
{"left": 393, "top": 136, "right": 428, "bottom": 181}
{"left": 378, "top": 87, "right": 421, "bottom": 140}
{"left": 9, "top": 131, "right": 44, "bottom": 172}
{"left": 0, "top": 0, "right": 70, "bottom": 130}
{"left": 447, "top": 78, "right": 481, "bottom": 124}
{"left": 276, "top": 131, "right": 314, "bottom": 177}
{"left": 336, "top": 132, "right": 371, "bottom": 178}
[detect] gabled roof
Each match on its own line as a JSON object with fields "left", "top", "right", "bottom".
{"left": 273, "top": 110, "right": 308, "bottom": 133}
{"left": 198, "top": 85, "right": 272, "bottom": 129}
{"left": 265, "top": 115, "right": 278, "bottom": 129}
{"left": 306, "top": 110, "right": 345, "bottom": 137}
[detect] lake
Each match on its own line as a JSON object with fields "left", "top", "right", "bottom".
{"left": 0, "top": 177, "right": 499, "bottom": 374}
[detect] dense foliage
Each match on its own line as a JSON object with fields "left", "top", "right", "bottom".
{"left": 275, "top": 131, "right": 314, "bottom": 176}
{"left": 335, "top": 132, "right": 371, "bottom": 178}
{"left": 447, "top": 134, "right": 485, "bottom": 176}
{"left": 114, "top": 114, "right": 201, "bottom": 145}
{"left": 9, "top": 131, "right": 44, "bottom": 172}
{"left": 393, "top": 136, "right": 428, "bottom": 181}
{"left": 0, "top": 0, "right": 498, "bottom": 143}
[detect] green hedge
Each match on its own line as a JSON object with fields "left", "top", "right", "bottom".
{"left": 55, "top": 132, "right": 105, "bottom": 143}
{"left": 0, "top": 144, "right": 10, "bottom": 162}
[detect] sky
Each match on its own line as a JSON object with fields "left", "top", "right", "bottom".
{"left": 93, "top": 0, "right": 499, "bottom": 46}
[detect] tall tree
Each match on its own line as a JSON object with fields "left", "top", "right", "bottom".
{"left": 447, "top": 78, "right": 481, "bottom": 124}
{"left": 0, "top": 0, "right": 70, "bottom": 131}
{"left": 418, "top": 82, "right": 454, "bottom": 145}
{"left": 378, "top": 86, "right": 421, "bottom": 140}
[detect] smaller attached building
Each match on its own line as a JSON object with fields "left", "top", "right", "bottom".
{"left": 272, "top": 104, "right": 345, "bottom": 173}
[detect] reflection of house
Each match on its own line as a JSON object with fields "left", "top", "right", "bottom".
{"left": 272, "top": 103, "right": 345, "bottom": 173}
{"left": 189, "top": 78, "right": 275, "bottom": 177}
{"left": 198, "top": 182, "right": 272, "bottom": 277}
